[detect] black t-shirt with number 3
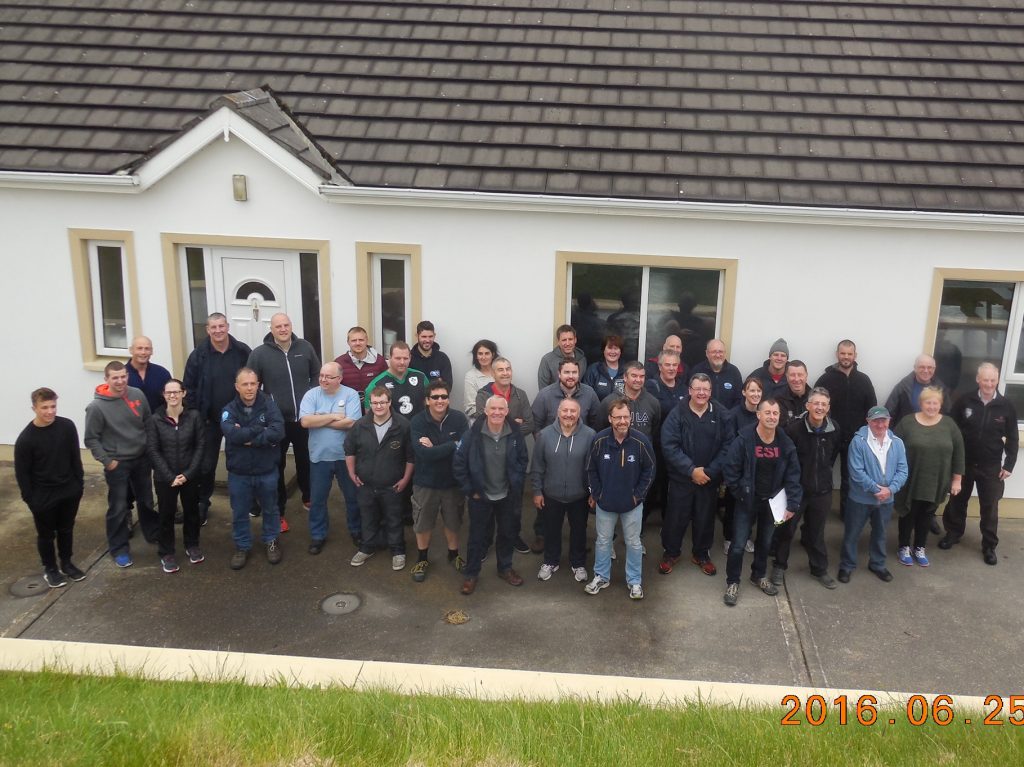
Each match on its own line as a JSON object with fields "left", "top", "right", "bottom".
{"left": 365, "top": 369, "right": 428, "bottom": 418}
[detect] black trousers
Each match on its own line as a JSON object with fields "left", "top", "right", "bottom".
{"left": 898, "top": 500, "right": 937, "bottom": 549}
{"left": 277, "top": 420, "right": 311, "bottom": 515}
{"left": 943, "top": 463, "right": 1002, "bottom": 550}
{"left": 772, "top": 491, "right": 830, "bottom": 576}
{"left": 155, "top": 480, "right": 201, "bottom": 557}
{"left": 30, "top": 495, "right": 81, "bottom": 570}
{"left": 662, "top": 480, "right": 718, "bottom": 560}
{"left": 196, "top": 419, "right": 223, "bottom": 512}
{"left": 541, "top": 496, "right": 589, "bottom": 568}
{"left": 357, "top": 485, "right": 405, "bottom": 555}
{"left": 836, "top": 441, "right": 851, "bottom": 516}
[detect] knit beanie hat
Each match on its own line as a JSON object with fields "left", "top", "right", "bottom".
{"left": 769, "top": 338, "right": 789, "bottom": 357}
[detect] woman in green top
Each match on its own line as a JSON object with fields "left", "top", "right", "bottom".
{"left": 893, "top": 386, "right": 964, "bottom": 567}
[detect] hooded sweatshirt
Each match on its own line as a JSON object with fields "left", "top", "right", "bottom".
{"left": 530, "top": 420, "right": 596, "bottom": 502}
{"left": 410, "top": 342, "right": 453, "bottom": 386}
{"left": 84, "top": 384, "right": 151, "bottom": 467}
{"left": 247, "top": 332, "right": 321, "bottom": 422}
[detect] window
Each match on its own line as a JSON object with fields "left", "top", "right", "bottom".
{"left": 559, "top": 251, "right": 736, "bottom": 370}
{"left": 930, "top": 270, "right": 1024, "bottom": 420}
{"left": 69, "top": 229, "right": 140, "bottom": 369}
{"left": 356, "top": 243, "right": 422, "bottom": 354}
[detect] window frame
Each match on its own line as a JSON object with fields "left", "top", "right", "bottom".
{"left": 356, "top": 242, "right": 422, "bottom": 354}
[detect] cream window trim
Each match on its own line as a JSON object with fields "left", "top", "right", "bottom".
{"left": 355, "top": 242, "right": 422, "bottom": 354}
{"left": 68, "top": 228, "right": 141, "bottom": 370}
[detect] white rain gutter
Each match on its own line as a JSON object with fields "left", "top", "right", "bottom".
{"left": 0, "top": 171, "right": 139, "bottom": 192}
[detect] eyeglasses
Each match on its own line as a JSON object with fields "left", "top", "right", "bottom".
{"left": 370, "top": 400, "right": 390, "bottom": 407}
{"left": 319, "top": 375, "right": 340, "bottom": 380}
{"left": 429, "top": 394, "right": 449, "bottom": 400}
{"left": 164, "top": 391, "right": 183, "bottom": 396}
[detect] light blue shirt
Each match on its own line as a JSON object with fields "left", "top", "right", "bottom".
{"left": 299, "top": 385, "right": 362, "bottom": 462}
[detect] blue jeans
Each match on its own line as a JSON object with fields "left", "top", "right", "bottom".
{"left": 840, "top": 500, "right": 893, "bottom": 572}
{"left": 104, "top": 456, "right": 157, "bottom": 557}
{"left": 594, "top": 504, "right": 643, "bottom": 586}
{"left": 726, "top": 498, "right": 775, "bottom": 585}
{"left": 228, "top": 471, "right": 280, "bottom": 550}
{"left": 308, "top": 460, "right": 360, "bottom": 542}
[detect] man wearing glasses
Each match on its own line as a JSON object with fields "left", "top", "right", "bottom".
{"left": 408, "top": 379, "right": 469, "bottom": 582}
{"left": 299, "top": 362, "right": 362, "bottom": 555}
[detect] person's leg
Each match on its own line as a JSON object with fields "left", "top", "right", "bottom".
{"left": 104, "top": 462, "right": 132, "bottom": 556}
{"left": 463, "top": 497, "right": 491, "bottom": 579}
{"left": 54, "top": 494, "right": 81, "bottom": 567}
{"left": 276, "top": 429, "right": 293, "bottom": 516}
{"left": 154, "top": 481, "right": 179, "bottom": 557}
{"left": 660, "top": 481, "right": 690, "bottom": 560}
{"left": 227, "top": 474, "right": 254, "bottom": 551}
{"left": 975, "top": 464, "right": 1003, "bottom": 551}
{"left": 127, "top": 456, "right": 158, "bottom": 542}
{"left": 897, "top": 510, "right": 913, "bottom": 549}
{"left": 494, "top": 496, "right": 517, "bottom": 574}
{"left": 750, "top": 500, "right": 775, "bottom": 582}
{"left": 257, "top": 470, "right": 281, "bottom": 544}
{"left": 837, "top": 442, "right": 851, "bottom": 518}
{"left": 180, "top": 480, "right": 201, "bottom": 550}
{"left": 913, "top": 501, "right": 936, "bottom": 549}
{"left": 357, "top": 486, "right": 380, "bottom": 555}
{"left": 621, "top": 505, "right": 644, "bottom": 586}
{"left": 197, "top": 421, "right": 222, "bottom": 520}
{"left": 30, "top": 504, "right": 59, "bottom": 571}
{"left": 412, "top": 485, "right": 437, "bottom": 555}
{"left": 867, "top": 503, "right": 893, "bottom": 571}
{"left": 593, "top": 506, "right": 615, "bottom": 582}
{"left": 942, "top": 467, "right": 973, "bottom": 542}
{"left": 692, "top": 483, "right": 718, "bottom": 561}
{"left": 840, "top": 500, "right": 870, "bottom": 572}
{"left": 307, "top": 460, "right": 332, "bottom": 543}
{"left": 772, "top": 501, "right": 801, "bottom": 572}
{"left": 726, "top": 502, "right": 753, "bottom": 584}
{"left": 542, "top": 496, "right": 567, "bottom": 566}
{"left": 380, "top": 487, "right": 406, "bottom": 554}
{"left": 801, "top": 493, "right": 831, "bottom": 576}
{"left": 339, "top": 467, "right": 361, "bottom": 540}
{"left": 438, "top": 488, "right": 464, "bottom": 554}
{"left": 566, "top": 498, "right": 589, "bottom": 569}
{"left": 288, "top": 421, "right": 312, "bottom": 505}
{"left": 721, "top": 488, "right": 736, "bottom": 543}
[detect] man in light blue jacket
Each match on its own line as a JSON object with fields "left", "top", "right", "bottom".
{"left": 839, "top": 406, "right": 909, "bottom": 584}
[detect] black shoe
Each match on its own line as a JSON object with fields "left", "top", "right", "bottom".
{"left": 266, "top": 539, "right": 283, "bottom": 565}
{"left": 513, "top": 537, "right": 531, "bottom": 554}
{"left": 230, "top": 549, "right": 249, "bottom": 570}
{"left": 199, "top": 504, "right": 210, "bottom": 527}
{"left": 60, "top": 561, "right": 86, "bottom": 582}
{"left": 938, "top": 535, "right": 959, "bottom": 550}
{"left": 43, "top": 568, "right": 68, "bottom": 588}
{"left": 308, "top": 539, "right": 325, "bottom": 556}
{"left": 929, "top": 518, "right": 942, "bottom": 536}
{"left": 837, "top": 569, "right": 851, "bottom": 583}
{"left": 983, "top": 548, "right": 998, "bottom": 566}
{"left": 869, "top": 567, "right": 893, "bottom": 582}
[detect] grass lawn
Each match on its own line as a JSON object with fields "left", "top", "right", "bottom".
{"left": 0, "top": 670, "right": 1020, "bottom": 766}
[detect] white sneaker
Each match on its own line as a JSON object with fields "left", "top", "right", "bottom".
{"left": 572, "top": 566, "right": 588, "bottom": 582}
{"left": 745, "top": 539, "right": 755, "bottom": 553}
{"left": 350, "top": 551, "right": 373, "bottom": 567}
{"left": 584, "top": 576, "right": 609, "bottom": 595}
{"left": 537, "top": 563, "right": 558, "bottom": 581}
{"left": 391, "top": 554, "right": 406, "bottom": 571}
{"left": 629, "top": 583, "right": 644, "bottom": 600}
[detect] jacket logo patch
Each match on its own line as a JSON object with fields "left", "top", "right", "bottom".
{"left": 388, "top": 440, "right": 402, "bottom": 450}
{"left": 221, "top": 411, "right": 230, "bottom": 422}
{"left": 627, "top": 454, "right": 636, "bottom": 463}
{"left": 965, "top": 408, "right": 973, "bottom": 419}
{"left": 409, "top": 376, "right": 419, "bottom": 386}
{"left": 724, "top": 382, "right": 733, "bottom": 389}
{"left": 603, "top": 453, "right": 611, "bottom": 460}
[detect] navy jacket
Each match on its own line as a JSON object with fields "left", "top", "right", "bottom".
{"left": 221, "top": 392, "right": 284, "bottom": 476}
{"left": 586, "top": 428, "right": 656, "bottom": 513}
{"left": 723, "top": 424, "right": 802, "bottom": 513}
{"left": 690, "top": 360, "right": 744, "bottom": 410}
{"left": 410, "top": 408, "right": 469, "bottom": 489}
{"left": 183, "top": 335, "right": 252, "bottom": 420}
{"left": 660, "top": 400, "right": 735, "bottom": 485}
{"left": 453, "top": 416, "right": 528, "bottom": 499}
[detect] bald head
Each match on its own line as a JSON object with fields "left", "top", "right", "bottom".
{"left": 129, "top": 336, "right": 153, "bottom": 367}
{"left": 913, "top": 354, "right": 936, "bottom": 385}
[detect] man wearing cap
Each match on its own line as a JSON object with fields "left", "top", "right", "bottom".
{"left": 690, "top": 339, "right": 743, "bottom": 410}
{"left": 751, "top": 339, "right": 791, "bottom": 399}
{"left": 940, "top": 363, "right": 1018, "bottom": 565}
{"left": 838, "top": 405, "right": 909, "bottom": 584}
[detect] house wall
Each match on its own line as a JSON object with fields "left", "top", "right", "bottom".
{"left": 4, "top": 135, "right": 1024, "bottom": 499}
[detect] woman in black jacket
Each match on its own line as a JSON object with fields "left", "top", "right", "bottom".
{"left": 146, "top": 378, "right": 205, "bottom": 573}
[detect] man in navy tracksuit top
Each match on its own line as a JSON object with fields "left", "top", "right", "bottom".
{"left": 585, "top": 397, "right": 656, "bottom": 600}
{"left": 221, "top": 367, "right": 285, "bottom": 570}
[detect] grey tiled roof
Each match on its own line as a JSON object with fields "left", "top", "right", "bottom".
{"left": 1, "top": 0, "right": 1024, "bottom": 213}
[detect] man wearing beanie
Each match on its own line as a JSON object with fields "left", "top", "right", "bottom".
{"left": 751, "top": 339, "right": 791, "bottom": 399}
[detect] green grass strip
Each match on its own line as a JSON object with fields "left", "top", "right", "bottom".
{"left": 0, "top": 670, "right": 1020, "bottom": 766}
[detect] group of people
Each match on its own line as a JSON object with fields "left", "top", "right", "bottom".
{"left": 13, "top": 316, "right": 1016, "bottom": 606}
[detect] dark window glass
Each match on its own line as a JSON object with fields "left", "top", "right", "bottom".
{"left": 96, "top": 245, "right": 127, "bottom": 350}
{"left": 300, "top": 252, "right": 322, "bottom": 359}
{"left": 185, "top": 247, "right": 208, "bottom": 348}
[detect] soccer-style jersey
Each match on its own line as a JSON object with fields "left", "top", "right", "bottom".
{"left": 365, "top": 368, "right": 428, "bottom": 418}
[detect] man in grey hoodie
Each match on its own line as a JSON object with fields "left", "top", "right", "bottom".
{"left": 537, "top": 324, "right": 588, "bottom": 389}
{"left": 530, "top": 399, "right": 596, "bottom": 583}
{"left": 84, "top": 361, "right": 155, "bottom": 567}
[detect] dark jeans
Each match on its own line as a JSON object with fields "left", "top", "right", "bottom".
{"left": 726, "top": 497, "right": 775, "bottom": 585}
{"left": 155, "top": 479, "right": 200, "bottom": 557}
{"left": 464, "top": 494, "right": 518, "bottom": 579}
{"left": 899, "top": 500, "right": 937, "bottom": 549}
{"left": 662, "top": 480, "right": 718, "bottom": 560}
{"left": 104, "top": 456, "right": 157, "bottom": 556}
{"left": 30, "top": 495, "right": 81, "bottom": 570}
{"left": 357, "top": 485, "right": 405, "bottom": 555}
{"left": 943, "top": 463, "right": 1002, "bottom": 550}
{"left": 720, "top": 487, "right": 737, "bottom": 541}
{"left": 541, "top": 496, "right": 588, "bottom": 568}
{"left": 773, "top": 491, "right": 830, "bottom": 576}
{"left": 277, "top": 420, "right": 311, "bottom": 515}
{"left": 197, "top": 419, "right": 223, "bottom": 513}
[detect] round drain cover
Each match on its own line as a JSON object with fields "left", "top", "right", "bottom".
{"left": 320, "top": 592, "right": 361, "bottom": 615}
{"left": 10, "top": 575, "right": 49, "bottom": 598}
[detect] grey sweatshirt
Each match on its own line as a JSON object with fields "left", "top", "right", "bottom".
{"left": 529, "top": 420, "right": 596, "bottom": 502}
{"left": 84, "top": 384, "right": 151, "bottom": 466}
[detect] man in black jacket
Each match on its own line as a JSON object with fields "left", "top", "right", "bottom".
{"left": 940, "top": 363, "right": 1019, "bottom": 565}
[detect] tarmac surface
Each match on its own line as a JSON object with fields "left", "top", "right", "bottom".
{"left": 1, "top": 463, "right": 1021, "bottom": 698}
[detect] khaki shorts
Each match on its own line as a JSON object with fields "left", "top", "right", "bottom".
{"left": 411, "top": 486, "right": 465, "bottom": 534}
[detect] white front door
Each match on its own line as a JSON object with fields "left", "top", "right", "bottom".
{"left": 211, "top": 248, "right": 303, "bottom": 350}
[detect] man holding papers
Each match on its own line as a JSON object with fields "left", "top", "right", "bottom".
{"left": 722, "top": 398, "right": 802, "bottom": 606}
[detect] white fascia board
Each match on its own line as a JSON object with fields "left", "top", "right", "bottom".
{"left": 319, "top": 184, "right": 1024, "bottom": 233}
{"left": 133, "top": 106, "right": 329, "bottom": 194}
{"left": 0, "top": 171, "right": 138, "bottom": 193}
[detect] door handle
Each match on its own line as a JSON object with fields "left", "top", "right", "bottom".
{"left": 250, "top": 296, "right": 260, "bottom": 321}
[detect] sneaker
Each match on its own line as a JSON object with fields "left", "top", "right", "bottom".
{"left": 186, "top": 547, "right": 205, "bottom": 565}
{"left": 160, "top": 555, "right": 180, "bottom": 574}
{"left": 754, "top": 576, "right": 778, "bottom": 596}
{"left": 450, "top": 554, "right": 465, "bottom": 572}
{"left": 230, "top": 549, "right": 249, "bottom": 570}
{"left": 769, "top": 565, "right": 785, "bottom": 586}
{"left": 43, "top": 568, "right": 68, "bottom": 588}
{"left": 658, "top": 556, "right": 678, "bottom": 575}
{"left": 513, "top": 537, "right": 531, "bottom": 554}
{"left": 249, "top": 508, "right": 261, "bottom": 518}
{"left": 537, "top": 563, "right": 558, "bottom": 581}
{"left": 113, "top": 552, "right": 133, "bottom": 568}
{"left": 199, "top": 506, "right": 210, "bottom": 527}
{"left": 897, "top": 546, "right": 914, "bottom": 566}
{"left": 913, "top": 547, "right": 930, "bottom": 567}
{"left": 817, "top": 573, "right": 838, "bottom": 590}
{"left": 266, "top": 539, "right": 283, "bottom": 565}
{"left": 745, "top": 539, "right": 755, "bottom": 553}
{"left": 60, "top": 561, "right": 86, "bottom": 581}
{"left": 572, "top": 566, "right": 588, "bottom": 582}
{"left": 302, "top": 500, "right": 311, "bottom": 511}
{"left": 584, "top": 576, "right": 609, "bottom": 595}
{"left": 279, "top": 517, "right": 290, "bottom": 533}
{"left": 411, "top": 560, "right": 428, "bottom": 582}
{"left": 629, "top": 583, "right": 644, "bottom": 600}
{"left": 723, "top": 582, "right": 739, "bottom": 606}
{"left": 350, "top": 550, "right": 374, "bottom": 567}
{"left": 392, "top": 554, "right": 406, "bottom": 571}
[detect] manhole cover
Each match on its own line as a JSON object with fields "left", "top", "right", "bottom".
{"left": 10, "top": 576, "right": 49, "bottom": 598}
{"left": 320, "top": 592, "right": 361, "bottom": 615}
